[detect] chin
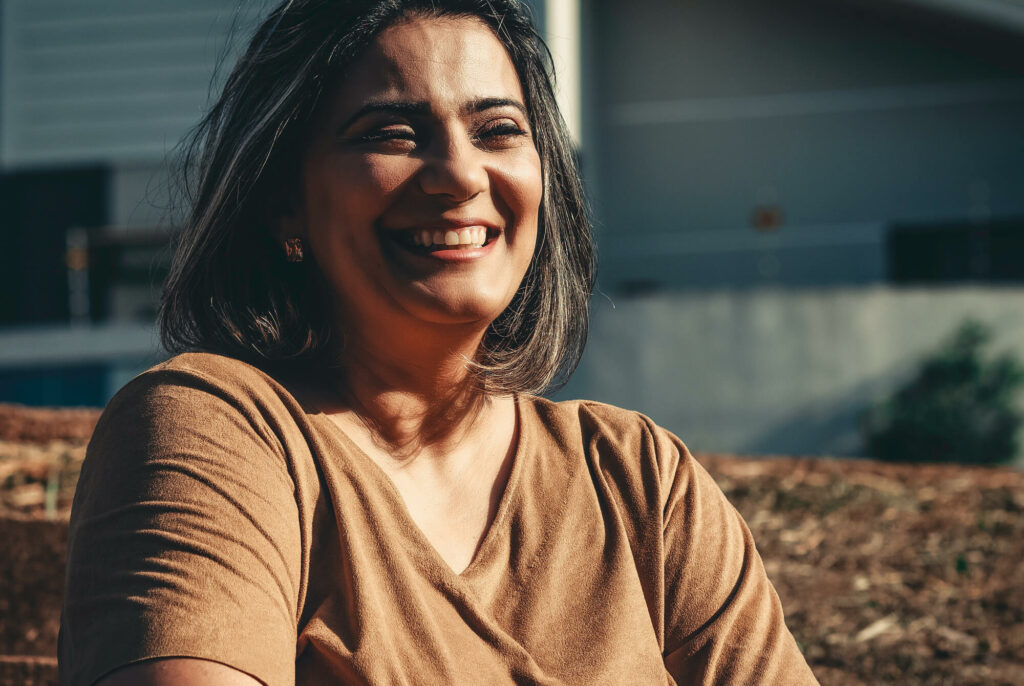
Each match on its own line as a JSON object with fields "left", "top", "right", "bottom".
{"left": 400, "top": 282, "right": 517, "bottom": 327}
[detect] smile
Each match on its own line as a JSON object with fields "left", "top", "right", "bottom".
{"left": 389, "top": 225, "right": 499, "bottom": 256}
{"left": 412, "top": 226, "right": 488, "bottom": 249}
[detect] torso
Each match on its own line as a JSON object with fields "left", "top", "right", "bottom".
{"left": 63, "top": 353, "right": 818, "bottom": 686}
{"left": 298, "top": 391, "right": 672, "bottom": 686}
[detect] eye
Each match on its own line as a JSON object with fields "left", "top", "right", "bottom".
{"left": 354, "top": 124, "right": 419, "bottom": 150}
{"left": 474, "top": 119, "right": 529, "bottom": 147}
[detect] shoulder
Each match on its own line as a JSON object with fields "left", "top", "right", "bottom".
{"left": 121, "top": 351, "right": 285, "bottom": 399}
{"left": 103, "top": 352, "right": 298, "bottom": 429}
{"left": 522, "top": 395, "right": 658, "bottom": 437}
{"left": 523, "top": 395, "right": 687, "bottom": 456}
{"left": 91, "top": 352, "right": 310, "bottom": 473}
{"left": 521, "top": 395, "right": 691, "bottom": 501}
{"left": 77, "top": 352, "right": 313, "bottom": 530}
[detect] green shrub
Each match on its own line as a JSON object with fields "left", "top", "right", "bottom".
{"left": 862, "top": 321, "right": 1024, "bottom": 465}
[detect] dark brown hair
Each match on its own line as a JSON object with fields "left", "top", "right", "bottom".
{"left": 159, "top": 0, "right": 594, "bottom": 394}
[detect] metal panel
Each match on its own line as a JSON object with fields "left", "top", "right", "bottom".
{"left": 1, "top": 0, "right": 274, "bottom": 168}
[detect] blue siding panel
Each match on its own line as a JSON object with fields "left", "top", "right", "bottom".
{"left": 1, "top": 0, "right": 275, "bottom": 167}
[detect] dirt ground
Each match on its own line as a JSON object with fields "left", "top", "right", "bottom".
{"left": 1, "top": 403, "right": 1022, "bottom": 685}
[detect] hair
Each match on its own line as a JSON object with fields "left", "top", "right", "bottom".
{"left": 159, "top": 0, "right": 594, "bottom": 395}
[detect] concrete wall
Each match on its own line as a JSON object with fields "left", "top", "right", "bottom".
{"left": 557, "top": 287, "right": 1024, "bottom": 461}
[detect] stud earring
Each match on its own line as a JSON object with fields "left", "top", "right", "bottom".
{"left": 284, "top": 237, "right": 304, "bottom": 263}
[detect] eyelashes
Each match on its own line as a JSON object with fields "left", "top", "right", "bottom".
{"left": 358, "top": 127, "right": 415, "bottom": 144}
{"left": 475, "top": 122, "right": 529, "bottom": 143}
{"left": 351, "top": 120, "right": 529, "bottom": 150}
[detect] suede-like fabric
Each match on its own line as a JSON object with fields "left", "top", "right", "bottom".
{"left": 59, "top": 353, "right": 819, "bottom": 686}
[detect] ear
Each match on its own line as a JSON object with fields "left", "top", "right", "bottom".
{"left": 275, "top": 199, "right": 307, "bottom": 248}
{"left": 277, "top": 212, "right": 303, "bottom": 243}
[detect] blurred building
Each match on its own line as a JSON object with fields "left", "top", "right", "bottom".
{"left": 584, "top": 0, "right": 1024, "bottom": 291}
{"left": 2, "top": 0, "right": 1024, "bottom": 459}
{"left": 0, "top": 0, "right": 273, "bottom": 404}
{"left": 563, "top": 0, "right": 1024, "bottom": 459}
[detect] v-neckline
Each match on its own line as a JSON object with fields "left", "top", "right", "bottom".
{"left": 312, "top": 396, "right": 529, "bottom": 580}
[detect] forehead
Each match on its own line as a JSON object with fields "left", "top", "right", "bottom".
{"left": 329, "top": 15, "right": 525, "bottom": 113}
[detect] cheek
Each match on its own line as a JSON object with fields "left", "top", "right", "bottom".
{"left": 517, "top": 164, "right": 544, "bottom": 220}
{"left": 345, "top": 155, "right": 422, "bottom": 212}
{"left": 310, "top": 156, "right": 417, "bottom": 229}
{"left": 356, "top": 156, "right": 416, "bottom": 198}
{"left": 496, "top": 155, "right": 544, "bottom": 232}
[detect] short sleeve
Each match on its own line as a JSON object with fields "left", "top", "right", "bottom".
{"left": 59, "top": 367, "right": 302, "bottom": 686}
{"left": 651, "top": 423, "right": 819, "bottom": 685}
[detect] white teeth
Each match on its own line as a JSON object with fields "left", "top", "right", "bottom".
{"left": 410, "top": 226, "right": 490, "bottom": 249}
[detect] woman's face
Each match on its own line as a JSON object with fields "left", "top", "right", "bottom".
{"left": 286, "top": 15, "right": 543, "bottom": 340}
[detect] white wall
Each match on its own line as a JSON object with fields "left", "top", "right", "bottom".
{"left": 558, "top": 287, "right": 1024, "bottom": 461}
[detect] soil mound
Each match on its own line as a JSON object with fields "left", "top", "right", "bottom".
{"left": 0, "top": 404, "right": 99, "bottom": 444}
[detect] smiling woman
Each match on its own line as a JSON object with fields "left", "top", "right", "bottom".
{"left": 57, "top": 2, "right": 819, "bottom": 686}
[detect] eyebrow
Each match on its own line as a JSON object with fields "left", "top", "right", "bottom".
{"left": 337, "top": 97, "right": 528, "bottom": 134}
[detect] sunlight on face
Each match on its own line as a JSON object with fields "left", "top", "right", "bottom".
{"left": 287, "top": 15, "right": 543, "bottom": 342}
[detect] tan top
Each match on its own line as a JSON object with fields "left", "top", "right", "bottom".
{"left": 59, "top": 353, "right": 818, "bottom": 686}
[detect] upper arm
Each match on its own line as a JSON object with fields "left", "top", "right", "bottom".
{"left": 60, "top": 369, "right": 302, "bottom": 686}
{"left": 653, "top": 424, "right": 819, "bottom": 685}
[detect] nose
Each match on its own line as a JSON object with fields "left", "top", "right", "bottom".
{"left": 417, "top": 134, "right": 488, "bottom": 203}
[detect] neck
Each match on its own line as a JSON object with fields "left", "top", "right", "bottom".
{"left": 327, "top": 315, "right": 498, "bottom": 458}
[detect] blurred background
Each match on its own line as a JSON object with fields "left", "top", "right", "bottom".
{"left": 2, "top": 0, "right": 1024, "bottom": 465}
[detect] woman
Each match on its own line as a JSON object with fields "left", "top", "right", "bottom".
{"left": 59, "top": 1, "right": 819, "bottom": 684}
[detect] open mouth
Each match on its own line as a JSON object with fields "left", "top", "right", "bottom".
{"left": 391, "top": 226, "right": 497, "bottom": 254}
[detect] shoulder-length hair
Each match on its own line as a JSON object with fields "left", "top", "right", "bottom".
{"left": 159, "top": 0, "right": 594, "bottom": 395}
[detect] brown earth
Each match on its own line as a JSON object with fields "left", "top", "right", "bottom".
{"left": 0, "top": 404, "right": 99, "bottom": 444}
{"left": 1, "top": 403, "right": 1022, "bottom": 686}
